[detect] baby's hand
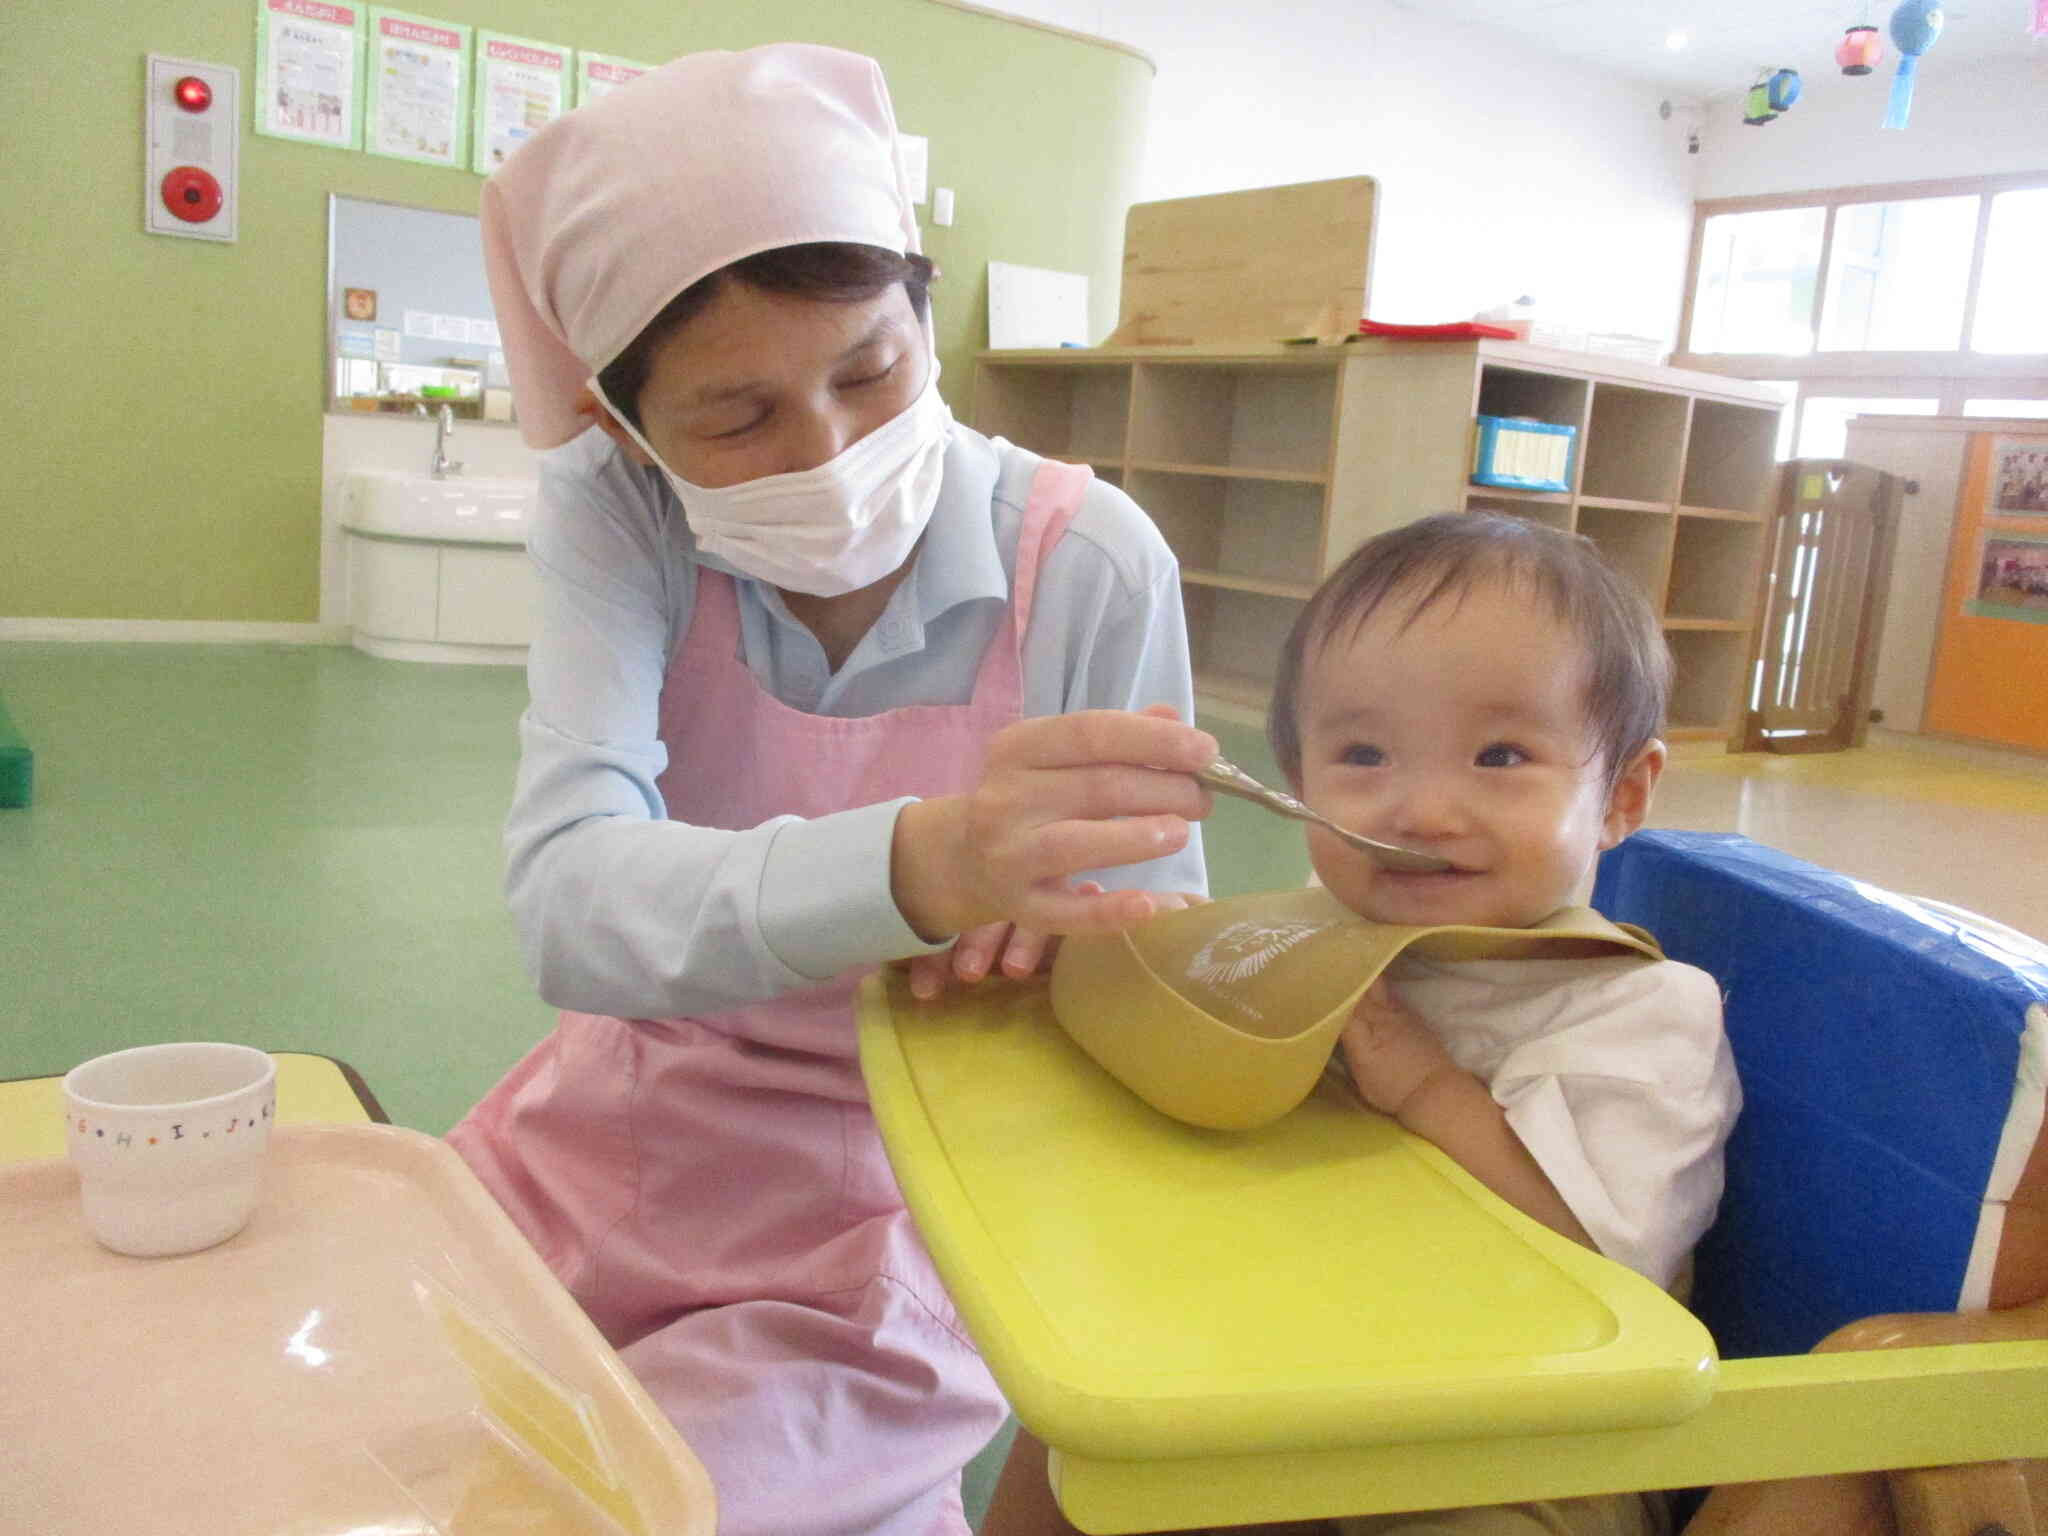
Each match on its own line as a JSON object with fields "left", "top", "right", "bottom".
{"left": 900, "top": 919, "right": 1056, "bottom": 1001}
{"left": 898, "top": 886, "right": 1207, "bottom": 1001}
{"left": 1338, "top": 978, "right": 1458, "bottom": 1118}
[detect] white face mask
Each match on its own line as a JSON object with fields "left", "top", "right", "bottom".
{"left": 594, "top": 359, "right": 952, "bottom": 598}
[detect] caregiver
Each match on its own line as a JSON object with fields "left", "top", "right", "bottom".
{"left": 445, "top": 40, "right": 1212, "bottom": 1536}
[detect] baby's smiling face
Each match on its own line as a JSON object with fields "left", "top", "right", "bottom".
{"left": 1293, "top": 575, "right": 1661, "bottom": 931}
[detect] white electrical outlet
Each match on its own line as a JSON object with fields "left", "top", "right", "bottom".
{"left": 145, "top": 55, "right": 240, "bottom": 243}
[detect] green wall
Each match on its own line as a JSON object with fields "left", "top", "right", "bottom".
{"left": 0, "top": 3, "right": 1150, "bottom": 622}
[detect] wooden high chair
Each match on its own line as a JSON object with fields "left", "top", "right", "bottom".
{"left": 858, "top": 831, "right": 2048, "bottom": 1534}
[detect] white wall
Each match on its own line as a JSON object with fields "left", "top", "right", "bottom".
{"left": 992, "top": 0, "right": 1700, "bottom": 346}
{"left": 1693, "top": 53, "right": 2048, "bottom": 200}
{"left": 994, "top": 2, "right": 2045, "bottom": 744}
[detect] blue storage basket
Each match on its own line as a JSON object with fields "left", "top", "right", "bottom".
{"left": 1472, "top": 414, "right": 1575, "bottom": 493}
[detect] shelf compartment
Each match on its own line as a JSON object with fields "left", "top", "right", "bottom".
{"left": 1182, "top": 570, "right": 1318, "bottom": 601}
{"left": 1467, "top": 492, "right": 1573, "bottom": 531}
{"left": 975, "top": 361, "right": 1132, "bottom": 464}
{"left": 1476, "top": 367, "right": 1591, "bottom": 441}
{"left": 1184, "top": 584, "right": 1304, "bottom": 713}
{"left": 1131, "top": 469, "right": 1326, "bottom": 593}
{"left": 1131, "top": 362, "right": 1338, "bottom": 477}
{"left": 1129, "top": 461, "right": 1327, "bottom": 485}
{"left": 1573, "top": 502, "right": 1674, "bottom": 609}
{"left": 1665, "top": 514, "right": 1767, "bottom": 626}
{"left": 1674, "top": 503, "right": 1765, "bottom": 524}
{"left": 1681, "top": 400, "right": 1781, "bottom": 516}
{"left": 1578, "top": 495, "right": 1672, "bottom": 515}
{"left": 1581, "top": 383, "right": 1688, "bottom": 504}
{"left": 1666, "top": 627, "right": 1752, "bottom": 738}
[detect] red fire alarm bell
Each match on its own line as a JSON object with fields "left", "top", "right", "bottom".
{"left": 145, "top": 55, "right": 239, "bottom": 243}
{"left": 160, "top": 166, "right": 224, "bottom": 224}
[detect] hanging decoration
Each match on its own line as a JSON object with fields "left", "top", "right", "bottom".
{"left": 1883, "top": 0, "right": 1944, "bottom": 130}
{"left": 1837, "top": 24, "right": 1884, "bottom": 73}
{"left": 1743, "top": 67, "right": 1803, "bottom": 125}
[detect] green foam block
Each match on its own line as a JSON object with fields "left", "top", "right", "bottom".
{"left": 0, "top": 692, "right": 32, "bottom": 808}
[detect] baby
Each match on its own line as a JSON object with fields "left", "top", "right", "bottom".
{"left": 1267, "top": 510, "right": 1741, "bottom": 1536}
{"left": 989, "top": 512, "right": 1739, "bottom": 1536}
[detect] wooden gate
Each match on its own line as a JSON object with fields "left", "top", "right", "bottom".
{"left": 1740, "top": 460, "right": 1905, "bottom": 754}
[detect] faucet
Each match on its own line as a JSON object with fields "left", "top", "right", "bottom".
{"left": 419, "top": 401, "right": 463, "bottom": 478}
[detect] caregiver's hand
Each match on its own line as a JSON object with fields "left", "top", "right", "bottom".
{"left": 900, "top": 887, "right": 1205, "bottom": 1002}
{"left": 890, "top": 706, "right": 1215, "bottom": 944}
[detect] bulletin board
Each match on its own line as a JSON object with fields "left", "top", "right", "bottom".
{"left": 1924, "top": 430, "right": 2048, "bottom": 752}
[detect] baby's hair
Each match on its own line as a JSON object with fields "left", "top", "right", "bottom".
{"left": 597, "top": 241, "right": 936, "bottom": 431}
{"left": 1266, "top": 512, "right": 1671, "bottom": 791}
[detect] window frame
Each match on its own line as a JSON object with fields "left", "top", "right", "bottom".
{"left": 1674, "top": 169, "right": 2048, "bottom": 456}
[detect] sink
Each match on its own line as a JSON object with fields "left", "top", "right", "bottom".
{"left": 342, "top": 471, "right": 537, "bottom": 547}
{"left": 340, "top": 470, "right": 542, "bottom": 662}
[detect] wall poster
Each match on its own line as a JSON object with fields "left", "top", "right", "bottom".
{"left": 1968, "top": 532, "right": 2048, "bottom": 624}
{"left": 1993, "top": 438, "right": 2048, "bottom": 515}
{"left": 365, "top": 9, "right": 469, "bottom": 167}
{"left": 472, "top": 32, "right": 569, "bottom": 173}
{"left": 255, "top": 0, "right": 364, "bottom": 149}
{"left": 1963, "top": 437, "right": 2048, "bottom": 626}
{"left": 576, "top": 52, "right": 654, "bottom": 108}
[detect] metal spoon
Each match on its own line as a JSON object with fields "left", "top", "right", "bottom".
{"left": 1194, "top": 756, "right": 1452, "bottom": 873}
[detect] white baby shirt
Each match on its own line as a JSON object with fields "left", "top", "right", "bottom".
{"left": 1384, "top": 951, "right": 1740, "bottom": 1290}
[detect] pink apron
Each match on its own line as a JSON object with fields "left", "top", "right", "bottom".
{"left": 449, "top": 459, "right": 1090, "bottom": 1536}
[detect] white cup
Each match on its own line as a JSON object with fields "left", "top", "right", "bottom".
{"left": 63, "top": 1043, "right": 278, "bottom": 1257}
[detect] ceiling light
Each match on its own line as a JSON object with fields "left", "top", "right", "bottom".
{"left": 1666, "top": 30, "right": 1689, "bottom": 50}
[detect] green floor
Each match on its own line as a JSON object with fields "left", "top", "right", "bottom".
{"left": 0, "top": 642, "right": 1307, "bottom": 1133}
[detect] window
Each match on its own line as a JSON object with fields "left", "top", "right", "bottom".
{"left": 1817, "top": 196, "right": 1978, "bottom": 352}
{"left": 1971, "top": 188, "right": 2048, "bottom": 355}
{"left": 1689, "top": 207, "right": 1824, "bottom": 354}
{"left": 1679, "top": 174, "right": 2048, "bottom": 453}
{"left": 1796, "top": 397, "right": 1938, "bottom": 460}
{"left": 1963, "top": 399, "right": 2048, "bottom": 419}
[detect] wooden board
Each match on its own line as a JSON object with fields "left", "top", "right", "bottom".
{"left": 1107, "top": 176, "right": 1377, "bottom": 347}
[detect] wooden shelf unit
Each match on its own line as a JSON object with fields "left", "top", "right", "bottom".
{"left": 972, "top": 339, "right": 1785, "bottom": 744}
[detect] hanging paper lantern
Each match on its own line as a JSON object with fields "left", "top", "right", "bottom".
{"left": 1884, "top": 0, "right": 1944, "bottom": 130}
{"left": 1743, "top": 68, "right": 1802, "bottom": 125}
{"left": 1837, "top": 24, "right": 1884, "bottom": 73}
{"left": 1743, "top": 77, "right": 1777, "bottom": 125}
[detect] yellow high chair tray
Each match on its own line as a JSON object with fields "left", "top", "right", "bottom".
{"left": 859, "top": 968, "right": 2048, "bottom": 1532}
{"left": 859, "top": 963, "right": 1716, "bottom": 1439}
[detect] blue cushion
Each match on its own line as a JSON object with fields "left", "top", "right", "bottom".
{"left": 1594, "top": 830, "right": 2048, "bottom": 1359}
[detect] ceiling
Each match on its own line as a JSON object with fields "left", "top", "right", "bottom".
{"left": 1401, "top": 0, "right": 2045, "bottom": 101}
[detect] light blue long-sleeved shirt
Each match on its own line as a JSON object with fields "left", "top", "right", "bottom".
{"left": 505, "top": 421, "right": 1207, "bottom": 1020}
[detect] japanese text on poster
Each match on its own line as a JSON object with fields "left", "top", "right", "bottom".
{"left": 576, "top": 52, "right": 653, "bottom": 108}
{"left": 366, "top": 9, "right": 469, "bottom": 167}
{"left": 473, "top": 32, "right": 568, "bottom": 174}
{"left": 255, "top": 0, "right": 364, "bottom": 148}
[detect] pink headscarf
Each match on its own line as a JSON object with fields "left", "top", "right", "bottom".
{"left": 482, "top": 43, "right": 921, "bottom": 449}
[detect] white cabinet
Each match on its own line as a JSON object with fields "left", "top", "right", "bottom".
{"left": 349, "top": 539, "right": 439, "bottom": 644}
{"left": 346, "top": 536, "right": 537, "bottom": 661}
{"left": 437, "top": 547, "right": 539, "bottom": 647}
{"left": 974, "top": 339, "right": 1785, "bottom": 743}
